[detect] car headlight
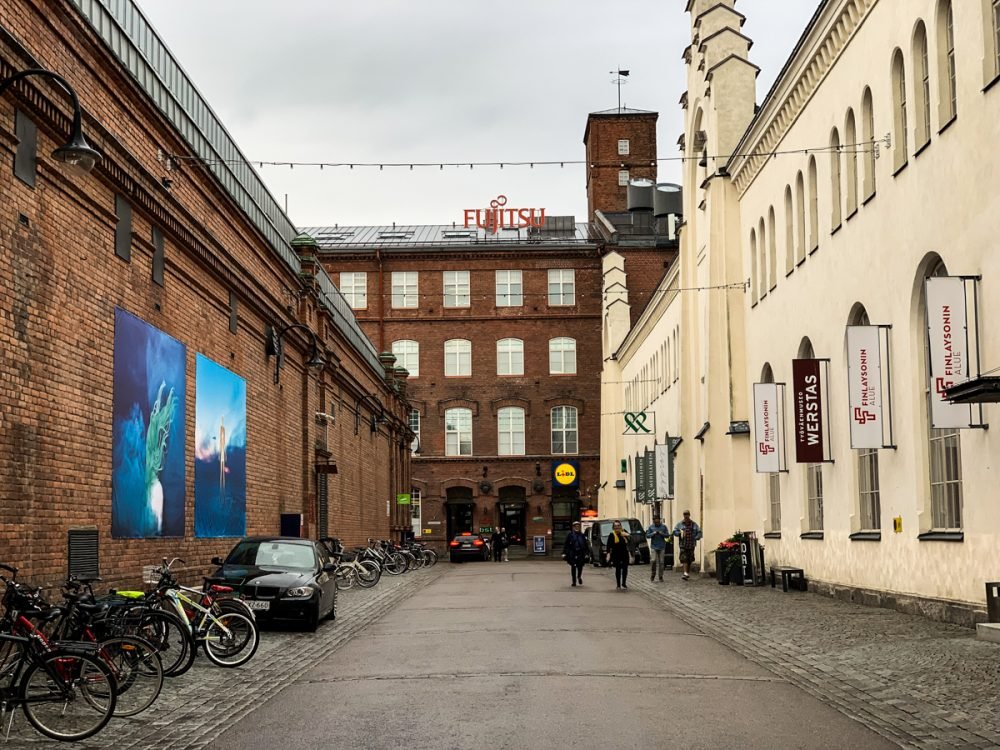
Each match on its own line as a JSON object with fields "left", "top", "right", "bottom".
{"left": 286, "top": 586, "right": 314, "bottom": 598}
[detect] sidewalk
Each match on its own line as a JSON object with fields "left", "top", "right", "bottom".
{"left": 630, "top": 568, "right": 1000, "bottom": 749}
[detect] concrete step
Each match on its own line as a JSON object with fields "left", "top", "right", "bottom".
{"left": 976, "top": 622, "right": 1000, "bottom": 644}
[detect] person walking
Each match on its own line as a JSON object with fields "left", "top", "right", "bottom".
{"left": 562, "top": 521, "right": 589, "bottom": 587}
{"left": 500, "top": 526, "right": 510, "bottom": 562}
{"left": 490, "top": 528, "right": 503, "bottom": 563}
{"left": 672, "top": 510, "right": 703, "bottom": 581}
{"left": 606, "top": 520, "right": 631, "bottom": 590}
{"left": 645, "top": 514, "right": 671, "bottom": 582}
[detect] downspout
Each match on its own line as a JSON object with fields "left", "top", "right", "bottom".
{"left": 376, "top": 248, "right": 385, "bottom": 351}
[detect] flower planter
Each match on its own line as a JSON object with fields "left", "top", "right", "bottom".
{"left": 715, "top": 550, "right": 731, "bottom": 585}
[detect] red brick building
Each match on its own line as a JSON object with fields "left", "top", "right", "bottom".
{"left": 0, "top": 0, "right": 410, "bottom": 586}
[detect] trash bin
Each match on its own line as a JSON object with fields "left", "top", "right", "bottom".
{"left": 987, "top": 582, "right": 1000, "bottom": 622}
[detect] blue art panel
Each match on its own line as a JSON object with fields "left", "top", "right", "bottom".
{"left": 111, "top": 308, "right": 186, "bottom": 538}
{"left": 194, "top": 354, "right": 247, "bottom": 538}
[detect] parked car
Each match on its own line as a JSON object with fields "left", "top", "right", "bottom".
{"left": 449, "top": 532, "right": 491, "bottom": 562}
{"left": 588, "top": 518, "right": 651, "bottom": 566}
{"left": 208, "top": 536, "right": 337, "bottom": 631}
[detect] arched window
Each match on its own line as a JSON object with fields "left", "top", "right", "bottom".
{"left": 937, "top": 1, "right": 957, "bottom": 124}
{"left": 923, "top": 259, "right": 964, "bottom": 530}
{"left": 391, "top": 339, "right": 419, "bottom": 377}
{"left": 913, "top": 22, "right": 932, "bottom": 149}
{"left": 808, "top": 157, "right": 819, "bottom": 252}
{"left": 496, "top": 338, "right": 524, "bottom": 376}
{"left": 758, "top": 217, "right": 768, "bottom": 298}
{"left": 861, "top": 88, "right": 877, "bottom": 200}
{"left": 549, "top": 337, "right": 577, "bottom": 375}
{"left": 760, "top": 363, "right": 780, "bottom": 533}
{"left": 497, "top": 407, "right": 525, "bottom": 456}
{"left": 749, "top": 228, "right": 759, "bottom": 303}
{"left": 830, "top": 128, "right": 843, "bottom": 230}
{"left": 665, "top": 339, "right": 671, "bottom": 388}
{"left": 891, "top": 49, "right": 909, "bottom": 170}
{"left": 673, "top": 326, "right": 679, "bottom": 381}
{"left": 444, "top": 407, "right": 473, "bottom": 456}
{"left": 767, "top": 206, "right": 777, "bottom": 291}
{"left": 784, "top": 186, "right": 794, "bottom": 274}
{"left": 844, "top": 110, "right": 858, "bottom": 217}
{"left": 797, "top": 338, "right": 824, "bottom": 533}
{"left": 983, "top": 0, "right": 1000, "bottom": 84}
{"left": 849, "top": 306, "right": 882, "bottom": 532}
{"left": 550, "top": 406, "right": 578, "bottom": 455}
{"left": 795, "top": 171, "right": 806, "bottom": 264}
{"left": 444, "top": 339, "right": 471, "bottom": 377}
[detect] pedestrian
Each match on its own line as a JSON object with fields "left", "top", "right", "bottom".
{"left": 500, "top": 526, "right": 510, "bottom": 562}
{"left": 606, "top": 520, "right": 631, "bottom": 590}
{"left": 672, "top": 510, "right": 703, "bottom": 581}
{"left": 490, "top": 528, "right": 503, "bottom": 562}
{"left": 562, "top": 521, "right": 589, "bottom": 587}
{"left": 645, "top": 514, "right": 671, "bottom": 582}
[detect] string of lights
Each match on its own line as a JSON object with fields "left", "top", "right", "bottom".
{"left": 166, "top": 137, "right": 884, "bottom": 173}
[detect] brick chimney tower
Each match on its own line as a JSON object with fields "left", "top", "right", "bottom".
{"left": 583, "top": 107, "right": 658, "bottom": 221}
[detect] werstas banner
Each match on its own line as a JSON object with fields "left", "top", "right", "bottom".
{"left": 792, "top": 359, "right": 824, "bottom": 463}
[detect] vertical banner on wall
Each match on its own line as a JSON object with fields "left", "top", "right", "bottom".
{"left": 656, "top": 443, "right": 673, "bottom": 499}
{"left": 194, "top": 354, "right": 247, "bottom": 538}
{"left": 792, "top": 359, "right": 824, "bottom": 463}
{"left": 846, "top": 326, "right": 884, "bottom": 449}
{"left": 112, "top": 309, "right": 186, "bottom": 538}
{"left": 753, "top": 383, "right": 781, "bottom": 473}
{"left": 925, "top": 277, "right": 974, "bottom": 429}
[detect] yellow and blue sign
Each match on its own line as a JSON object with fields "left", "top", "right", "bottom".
{"left": 552, "top": 460, "right": 579, "bottom": 489}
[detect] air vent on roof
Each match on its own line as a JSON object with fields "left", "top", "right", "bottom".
{"left": 442, "top": 230, "right": 477, "bottom": 239}
{"left": 317, "top": 234, "right": 353, "bottom": 242}
{"left": 377, "top": 231, "right": 413, "bottom": 240}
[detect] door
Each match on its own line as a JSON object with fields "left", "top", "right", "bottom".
{"left": 498, "top": 487, "right": 526, "bottom": 546}
{"left": 446, "top": 487, "right": 474, "bottom": 539}
{"left": 551, "top": 496, "right": 579, "bottom": 548}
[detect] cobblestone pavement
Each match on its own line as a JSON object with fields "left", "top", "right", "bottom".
{"left": 5, "top": 567, "right": 442, "bottom": 749}
{"left": 625, "top": 566, "right": 1000, "bottom": 749}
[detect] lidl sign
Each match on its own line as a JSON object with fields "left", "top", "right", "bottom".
{"left": 552, "top": 460, "right": 579, "bottom": 489}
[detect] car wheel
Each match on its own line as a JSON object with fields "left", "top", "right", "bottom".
{"left": 305, "top": 605, "right": 320, "bottom": 633}
{"left": 323, "top": 593, "right": 337, "bottom": 621}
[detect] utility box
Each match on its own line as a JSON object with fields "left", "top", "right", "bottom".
{"left": 987, "top": 582, "right": 1000, "bottom": 623}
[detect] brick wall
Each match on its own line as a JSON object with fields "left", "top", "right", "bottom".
{"left": 584, "top": 112, "right": 659, "bottom": 220}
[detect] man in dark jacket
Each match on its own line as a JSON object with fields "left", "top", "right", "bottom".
{"left": 562, "top": 521, "right": 589, "bottom": 587}
{"left": 490, "top": 529, "right": 503, "bottom": 562}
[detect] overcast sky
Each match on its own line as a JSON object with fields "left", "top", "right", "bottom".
{"left": 136, "top": 1, "right": 820, "bottom": 228}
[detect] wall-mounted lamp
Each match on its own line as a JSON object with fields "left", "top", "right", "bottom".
{"left": 265, "top": 322, "right": 324, "bottom": 384}
{"left": 535, "top": 462, "right": 541, "bottom": 477}
{"left": 0, "top": 68, "right": 101, "bottom": 174}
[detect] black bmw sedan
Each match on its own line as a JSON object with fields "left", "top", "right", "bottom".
{"left": 208, "top": 537, "right": 337, "bottom": 631}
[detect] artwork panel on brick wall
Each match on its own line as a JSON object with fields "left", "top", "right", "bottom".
{"left": 112, "top": 308, "right": 186, "bottom": 538}
{"left": 194, "top": 354, "right": 247, "bottom": 538}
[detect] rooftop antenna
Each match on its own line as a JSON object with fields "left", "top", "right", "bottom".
{"left": 610, "top": 68, "right": 630, "bottom": 112}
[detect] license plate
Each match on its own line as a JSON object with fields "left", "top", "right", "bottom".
{"left": 461, "top": 544, "right": 472, "bottom": 548}
{"left": 245, "top": 600, "right": 270, "bottom": 611}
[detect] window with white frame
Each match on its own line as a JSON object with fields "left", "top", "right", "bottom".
{"left": 807, "top": 464, "right": 824, "bottom": 531}
{"left": 768, "top": 473, "right": 781, "bottom": 533}
{"left": 549, "top": 337, "right": 577, "bottom": 375}
{"left": 547, "top": 269, "right": 575, "bottom": 306}
{"left": 408, "top": 409, "right": 421, "bottom": 454}
{"left": 551, "top": 406, "right": 578, "bottom": 455}
{"left": 444, "top": 339, "right": 471, "bottom": 377}
{"left": 858, "top": 447, "right": 881, "bottom": 530}
{"left": 495, "top": 270, "right": 522, "bottom": 306}
{"left": 391, "top": 271, "right": 418, "bottom": 308}
{"left": 410, "top": 488, "right": 422, "bottom": 537}
{"left": 617, "top": 139, "right": 630, "bottom": 155}
{"left": 443, "top": 270, "right": 470, "bottom": 307}
{"left": 444, "top": 408, "right": 473, "bottom": 456}
{"left": 339, "top": 272, "right": 367, "bottom": 309}
{"left": 497, "top": 407, "right": 525, "bottom": 456}
{"left": 618, "top": 170, "right": 629, "bottom": 186}
{"left": 497, "top": 338, "right": 524, "bottom": 376}
{"left": 391, "top": 340, "right": 419, "bottom": 377}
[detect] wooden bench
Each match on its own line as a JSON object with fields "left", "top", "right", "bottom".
{"left": 770, "top": 566, "right": 805, "bottom": 592}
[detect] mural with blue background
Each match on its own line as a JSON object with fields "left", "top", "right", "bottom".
{"left": 194, "top": 354, "right": 247, "bottom": 538}
{"left": 111, "top": 308, "right": 186, "bottom": 538}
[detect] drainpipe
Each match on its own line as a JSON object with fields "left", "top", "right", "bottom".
{"left": 376, "top": 248, "right": 385, "bottom": 352}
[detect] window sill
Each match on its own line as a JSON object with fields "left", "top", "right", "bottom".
{"left": 849, "top": 531, "right": 881, "bottom": 542}
{"left": 785, "top": 267, "right": 795, "bottom": 278}
{"left": 796, "top": 257, "right": 806, "bottom": 267}
{"left": 809, "top": 243, "right": 819, "bottom": 256}
{"left": 917, "top": 531, "right": 964, "bottom": 542}
{"left": 937, "top": 114, "right": 957, "bottom": 135}
{"left": 862, "top": 189, "right": 876, "bottom": 206}
{"left": 831, "top": 222, "right": 842, "bottom": 236}
{"left": 763, "top": 532, "right": 782, "bottom": 539}
{"left": 800, "top": 531, "right": 824, "bottom": 540}
{"left": 982, "top": 71, "right": 1000, "bottom": 94}
{"left": 892, "top": 160, "right": 908, "bottom": 178}
{"left": 845, "top": 207, "right": 858, "bottom": 222}
{"left": 913, "top": 139, "right": 931, "bottom": 159}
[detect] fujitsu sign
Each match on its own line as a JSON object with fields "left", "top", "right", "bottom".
{"left": 463, "top": 195, "right": 546, "bottom": 234}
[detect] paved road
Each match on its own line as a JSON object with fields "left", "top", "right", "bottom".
{"left": 216, "top": 561, "right": 896, "bottom": 750}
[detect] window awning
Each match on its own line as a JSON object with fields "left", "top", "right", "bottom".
{"left": 944, "top": 376, "right": 1000, "bottom": 404}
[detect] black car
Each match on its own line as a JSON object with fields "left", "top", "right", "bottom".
{"left": 448, "top": 532, "right": 491, "bottom": 562}
{"left": 208, "top": 536, "right": 338, "bottom": 631}
{"left": 588, "top": 518, "right": 654, "bottom": 566}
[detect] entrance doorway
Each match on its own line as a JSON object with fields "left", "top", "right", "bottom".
{"left": 551, "top": 494, "right": 580, "bottom": 548}
{"left": 498, "top": 487, "right": 526, "bottom": 547}
{"left": 446, "top": 487, "right": 474, "bottom": 540}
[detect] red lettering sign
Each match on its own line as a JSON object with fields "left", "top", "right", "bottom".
{"left": 463, "top": 195, "right": 546, "bottom": 234}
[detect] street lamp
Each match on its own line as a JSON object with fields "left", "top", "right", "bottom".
{"left": 265, "top": 322, "right": 325, "bottom": 384}
{"left": 0, "top": 68, "right": 101, "bottom": 174}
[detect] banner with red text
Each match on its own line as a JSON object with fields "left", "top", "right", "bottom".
{"left": 846, "top": 326, "right": 884, "bottom": 449}
{"left": 792, "top": 359, "right": 824, "bottom": 463}
{"left": 753, "top": 383, "right": 781, "bottom": 473}
{"left": 925, "top": 277, "right": 973, "bottom": 429}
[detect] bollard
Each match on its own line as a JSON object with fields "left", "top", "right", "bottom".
{"left": 986, "top": 582, "right": 1000, "bottom": 623}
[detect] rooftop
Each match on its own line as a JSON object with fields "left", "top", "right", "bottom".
{"left": 302, "top": 219, "right": 595, "bottom": 250}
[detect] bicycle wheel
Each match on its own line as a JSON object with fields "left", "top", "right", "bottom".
{"left": 96, "top": 636, "right": 163, "bottom": 717}
{"left": 383, "top": 553, "right": 407, "bottom": 575}
{"left": 355, "top": 561, "right": 381, "bottom": 588}
{"left": 130, "top": 609, "right": 195, "bottom": 677}
{"left": 215, "top": 597, "right": 256, "bottom": 621}
{"left": 424, "top": 549, "right": 438, "bottom": 567}
{"left": 334, "top": 566, "right": 356, "bottom": 590}
{"left": 201, "top": 613, "right": 259, "bottom": 668}
{"left": 21, "top": 651, "right": 117, "bottom": 742}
